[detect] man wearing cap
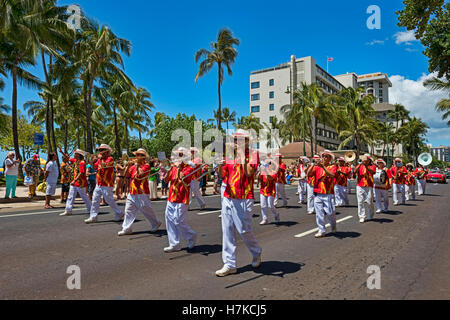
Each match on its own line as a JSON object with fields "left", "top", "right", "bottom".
{"left": 334, "top": 157, "right": 351, "bottom": 207}
{"left": 118, "top": 148, "right": 162, "bottom": 236}
{"left": 85, "top": 144, "right": 123, "bottom": 224}
{"left": 59, "top": 148, "right": 92, "bottom": 216}
{"left": 374, "top": 159, "right": 391, "bottom": 213}
{"left": 306, "top": 150, "right": 337, "bottom": 237}
{"left": 188, "top": 147, "right": 206, "bottom": 210}
{"left": 163, "top": 147, "right": 197, "bottom": 253}
{"left": 274, "top": 154, "right": 288, "bottom": 208}
{"left": 355, "top": 154, "right": 376, "bottom": 223}
{"left": 296, "top": 157, "right": 308, "bottom": 204}
{"left": 390, "top": 158, "right": 407, "bottom": 205}
{"left": 216, "top": 129, "right": 262, "bottom": 277}
{"left": 414, "top": 164, "right": 428, "bottom": 195}
{"left": 405, "top": 163, "right": 416, "bottom": 201}
{"left": 24, "top": 154, "right": 44, "bottom": 198}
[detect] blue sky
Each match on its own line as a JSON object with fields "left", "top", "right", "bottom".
{"left": 1, "top": 0, "right": 449, "bottom": 160}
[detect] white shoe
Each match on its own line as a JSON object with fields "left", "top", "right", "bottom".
{"left": 218, "top": 215, "right": 222, "bottom": 218}
{"left": 114, "top": 213, "right": 124, "bottom": 222}
{"left": 60, "top": 211, "right": 72, "bottom": 216}
{"left": 393, "top": 202, "right": 399, "bottom": 206}
{"left": 252, "top": 251, "right": 262, "bottom": 268}
{"left": 376, "top": 210, "right": 382, "bottom": 214}
{"left": 359, "top": 218, "right": 365, "bottom": 223}
{"left": 298, "top": 201, "right": 302, "bottom": 204}
{"left": 150, "top": 221, "right": 162, "bottom": 233}
{"left": 164, "top": 246, "right": 181, "bottom": 253}
{"left": 259, "top": 220, "right": 269, "bottom": 225}
{"left": 215, "top": 265, "right": 237, "bottom": 277}
{"left": 296, "top": 192, "right": 299, "bottom": 195}
{"left": 315, "top": 232, "right": 326, "bottom": 238}
{"left": 118, "top": 229, "right": 132, "bottom": 236}
{"left": 188, "top": 234, "right": 197, "bottom": 249}
{"left": 84, "top": 217, "right": 97, "bottom": 224}
{"left": 308, "top": 211, "right": 315, "bottom": 215}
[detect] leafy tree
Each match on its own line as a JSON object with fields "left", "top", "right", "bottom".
{"left": 424, "top": 77, "right": 450, "bottom": 126}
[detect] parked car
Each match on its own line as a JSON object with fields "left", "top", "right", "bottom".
{"left": 426, "top": 170, "right": 447, "bottom": 184}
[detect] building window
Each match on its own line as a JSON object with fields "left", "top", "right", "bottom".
{"left": 251, "top": 106, "right": 260, "bottom": 113}
{"left": 256, "top": 142, "right": 260, "bottom": 149}
{"left": 269, "top": 91, "right": 274, "bottom": 99}
{"left": 270, "top": 116, "right": 274, "bottom": 123}
{"left": 251, "top": 81, "right": 260, "bottom": 89}
{"left": 269, "top": 79, "right": 274, "bottom": 86}
{"left": 269, "top": 104, "right": 274, "bottom": 111}
{"left": 251, "top": 94, "right": 260, "bottom": 101}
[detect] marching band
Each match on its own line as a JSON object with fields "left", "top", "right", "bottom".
{"left": 54, "top": 129, "right": 432, "bottom": 277}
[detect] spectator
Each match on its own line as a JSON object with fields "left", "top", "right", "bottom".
{"left": 24, "top": 154, "right": 44, "bottom": 199}
{"left": 149, "top": 159, "right": 160, "bottom": 200}
{"left": 159, "top": 159, "right": 169, "bottom": 199}
{"left": 44, "top": 152, "right": 59, "bottom": 209}
{"left": 86, "top": 158, "right": 97, "bottom": 201}
{"left": 59, "top": 154, "right": 72, "bottom": 203}
{"left": 4, "top": 151, "right": 20, "bottom": 199}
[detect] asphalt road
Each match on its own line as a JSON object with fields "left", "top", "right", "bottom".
{"left": 0, "top": 183, "right": 449, "bottom": 300}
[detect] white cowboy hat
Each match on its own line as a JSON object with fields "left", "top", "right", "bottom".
{"left": 394, "top": 158, "right": 403, "bottom": 163}
{"left": 406, "top": 163, "right": 414, "bottom": 168}
{"left": 376, "top": 159, "right": 386, "bottom": 166}
{"left": 337, "top": 157, "right": 346, "bottom": 162}
{"left": 320, "top": 150, "right": 335, "bottom": 161}
{"left": 74, "top": 149, "right": 85, "bottom": 157}
{"left": 362, "top": 153, "right": 373, "bottom": 162}
{"left": 133, "top": 148, "right": 149, "bottom": 158}
{"left": 96, "top": 144, "right": 113, "bottom": 153}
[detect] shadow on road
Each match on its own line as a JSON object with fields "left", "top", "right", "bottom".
{"left": 129, "top": 229, "right": 167, "bottom": 240}
{"left": 187, "top": 244, "right": 222, "bottom": 256}
{"left": 274, "top": 221, "right": 298, "bottom": 227}
{"left": 369, "top": 218, "right": 394, "bottom": 224}
{"left": 326, "top": 231, "right": 361, "bottom": 239}
{"left": 422, "top": 194, "right": 440, "bottom": 197}
{"left": 226, "top": 261, "right": 305, "bottom": 289}
{"left": 382, "top": 210, "right": 403, "bottom": 216}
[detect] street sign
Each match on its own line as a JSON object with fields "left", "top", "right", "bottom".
{"left": 122, "top": 149, "right": 128, "bottom": 155}
{"left": 34, "top": 133, "right": 44, "bottom": 146}
{"left": 157, "top": 152, "right": 166, "bottom": 161}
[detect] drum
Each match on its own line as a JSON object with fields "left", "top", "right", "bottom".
{"left": 373, "top": 169, "right": 387, "bottom": 186}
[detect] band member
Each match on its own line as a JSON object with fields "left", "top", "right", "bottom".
{"left": 59, "top": 148, "right": 92, "bottom": 216}
{"left": 118, "top": 148, "right": 162, "bottom": 236}
{"left": 306, "top": 150, "right": 337, "bottom": 238}
{"left": 85, "top": 144, "right": 123, "bottom": 224}
{"left": 405, "top": 163, "right": 416, "bottom": 201}
{"left": 163, "top": 147, "right": 197, "bottom": 253}
{"left": 59, "top": 154, "right": 73, "bottom": 203}
{"left": 374, "top": 159, "right": 391, "bottom": 213}
{"left": 274, "top": 153, "right": 288, "bottom": 208}
{"left": 414, "top": 164, "right": 428, "bottom": 195}
{"left": 258, "top": 159, "right": 279, "bottom": 225}
{"left": 297, "top": 157, "right": 308, "bottom": 204}
{"left": 334, "top": 157, "right": 351, "bottom": 207}
{"left": 355, "top": 154, "right": 376, "bottom": 223}
{"left": 189, "top": 147, "right": 206, "bottom": 210}
{"left": 390, "top": 158, "right": 407, "bottom": 205}
{"left": 216, "top": 129, "right": 261, "bottom": 277}
{"left": 306, "top": 155, "right": 320, "bottom": 215}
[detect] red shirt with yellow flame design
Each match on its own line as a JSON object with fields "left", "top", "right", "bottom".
{"left": 259, "top": 173, "right": 277, "bottom": 197}
{"left": 390, "top": 166, "right": 407, "bottom": 184}
{"left": 70, "top": 158, "right": 87, "bottom": 188}
{"left": 311, "top": 164, "right": 337, "bottom": 194}
{"left": 168, "top": 163, "right": 193, "bottom": 204}
{"left": 95, "top": 156, "right": 115, "bottom": 187}
{"left": 335, "top": 166, "right": 351, "bottom": 187}
{"left": 223, "top": 151, "right": 259, "bottom": 200}
{"left": 356, "top": 164, "right": 376, "bottom": 188}
{"left": 405, "top": 171, "right": 416, "bottom": 186}
{"left": 129, "top": 164, "right": 150, "bottom": 195}
{"left": 191, "top": 158, "right": 202, "bottom": 180}
{"left": 276, "top": 163, "right": 287, "bottom": 184}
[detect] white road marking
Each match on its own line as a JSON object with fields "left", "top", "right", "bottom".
{"left": 0, "top": 208, "right": 86, "bottom": 219}
{"left": 197, "top": 204, "right": 262, "bottom": 216}
{"left": 294, "top": 215, "right": 354, "bottom": 238}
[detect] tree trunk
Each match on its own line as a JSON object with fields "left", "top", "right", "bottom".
{"left": 313, "top": 116, "right": 318, "bottom": 155}
{"left": 124, "top": 118, "right": 129, "bottom": 153}
{"left": 45, "top": 100, "right": 52, "bottom": 153}
{"left": 217, "top": 62, "right": 222, "bottom": 131}
{"left": 76, "top": 120, "right": 81, "bottom": 149}
{"left": 309, "top": 126, "right": 314, "bottom": 158}
{"left": 83, "top": 79, "right": 94, "bottom": 154}
{"left": 138, "top": 127, "right": 142, "bottom": 148}
{"left": 11, "top": 64, "right": 24, "bottom": 179}
{"left": 113, "top": 103, "right": 121, "bottom": 156}
{"left": 355, "top": 132, "right": 360, "bottom": 160}
{"left": 64, "top": 119, "right": 68, "bottom": 153}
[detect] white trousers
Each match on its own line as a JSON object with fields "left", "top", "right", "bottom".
{"left": 307, "top": 183, "right": 315, "bottom": 213}
{"left": 122, "top": 194, "right": 161, "bottom": 232}
{"left": 334, "top": 184, "right": 348, "bottom": 206}
{"left": 260, "top": 194, "right": 278, "bottom": 222}
{"left": 90, "top": 186, "right": 122, "bottom": 219}
{"left": 357, "top": 186, "right": 373, "bottom": 220}
{"left": 374, "top": 188, "right": 389, "bottom": 212}
{"left": 221, "top": 197, "right": 261, "bottom": 269}
{"left": 417, "top": 179, "right": 426, "bottom": 195}
{"left": 314, "top": 194, "right": 336, "bottom": 234}
{"left": 274, "top": 183, "right": 287, "bottom": 206}
{"left": 165, "top": 201, "right": 196, "bottom": 249}
{"left": 65, "top": 186, "right": 92, "bottom": 212}
{"left": 392, "top": 183, "right": 405, "bottom": 205}
{"left": 190, "top": 180, "right": 205, "bottom": 207}
{"left": 298, "top": 180, "right": 307, "bottom": 202}
{"left": 406, "top": 184, "right": 416, "bottom": 201}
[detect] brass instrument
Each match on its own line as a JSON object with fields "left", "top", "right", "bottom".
{"left": 345, "top": 151, "right": 356, "bottom": 163}
{"left": 418, "top": 153, "right": 432, "bottom": 167}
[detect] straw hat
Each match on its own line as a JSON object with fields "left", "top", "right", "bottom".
{"left": 74, "top": 149, "right": 85, "bottom": 157}
{"left": 96, "top": 144, "right": 113, "bottom": 153}
{"left": 361, "top": 153, "right": 373, "bottom": 162}
{"left": 406, "top": 163, "right": 414, "bottom": 168}
{"left": 394, "top": 158, "right": 403, "bottom": 163}
{"left": 133, "top": 148, "right": 149, "bottom": 158}
{"left": 376, "top": 159, "right": 386, "bottom": 166}
{"left": 320, "top": 150, "right": 335, "bottom": 161}
{"left": 338, "top": 157, "right": 345, "bottom": 162}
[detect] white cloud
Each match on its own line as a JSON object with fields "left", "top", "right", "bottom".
{"left": 393, "top": 30, "right": 418, "bottom": 45}
{"left": 389, "top": 73, "right": 450, "bottom": 146}
{"left": 366, "top": 39, "right": 385, "bottom": 46}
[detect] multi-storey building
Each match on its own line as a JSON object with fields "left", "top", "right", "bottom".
{"left": 428, "top": 145, "right": 450, "bottom": 162}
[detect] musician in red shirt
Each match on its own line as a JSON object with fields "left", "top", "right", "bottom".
{"left": 355, "top": 154, "right": 376, "bottom": 223}
{"left": 306, "top": 150, "right": 337, "bottom": 238}
{"left": 297, "top": 157, "right": 308, "bottom": 204}
{"left": 258, "top": 158, "right": 279, "bottom": 225}
{"left": 414, "top": 164, "right": 428, "bottom": 195}
{"left": 306, "top": 156, "right": 320, "bottom": 214}
{"left": 274, "top": 153, "right": 288, "bottom": 207}
{"left": 85, "top": 144, "right": 123, "bottom": 224}
{"left": 60, "top": 149, "right": 92, "bottom": 216}
{"left": 216, "top": 129, "right": 262, "bottom": 277}
{"left": 374, "top": 159, "right": 392, "bottom": 213}
{"left": 405, "top": 163, "right": 416, "bottom": 201}
{"left": 189, "top": 147, "right": 206, "bottom": 210}
{"left": 390, "top": 158, "right": 407, "bottom": 205}
{"left": 163, "top": 147, "right": 197, "bottom": 253}
{"left": 334, "top": 157, "right": 351, "bottom": 207}
{"left": 118, "top": 148, "right": 162, "bottom": 236}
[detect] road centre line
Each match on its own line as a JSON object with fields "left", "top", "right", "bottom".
{"left": 294, "top": 215, "right": 354, "bottom": 238}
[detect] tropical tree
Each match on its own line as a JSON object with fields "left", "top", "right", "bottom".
{"left": 221, "top": 107, "right": 237, "bottom": 131}
{"left": 0, "top": 96, "right": 10, "bottom": 136}
{"left": 388, "top": 103, "right": 411, "bottom": 130}
{"left": 397, "top": 117, "right": 429, "bottom": 165}
{"left": 424, "top": 77, "right": 450, "bottom": 126}
{"left": 234, "top": 114, "right": 263, "bottom": 133}
{"left": 132, "top": 87, "right": 154, "bottom": 147}
{"left": 195, "top": 28, "right": 240, "bottom": 131}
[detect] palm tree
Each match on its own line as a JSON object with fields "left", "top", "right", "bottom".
{"left": 195, "top": 28, "right": 240, "bottom": 131}
{"left": 132, "top": 87, "right": 154, "bottom": 147}
{"left": 207, "top": 108, "right": 221, "bottom": 128}
{"left": 0, "top": 97, "right": 10, "bottom": 136}
{"left": 424, "top": 77, "right": 450, "bottom": 126}
{"left": 262, "top": 117, "right": 285, "bottom": 150}
{"left": 234, "top": 114, "right": 263, "bottom": 133}
{"left": 221, "top": 107, "right": 237, "bottom": 131}
{"left": 388, "top": 103, "right": 411, "bottom": 131}
{"left": 397, "top": 117, "right": 429, "bottom": 165}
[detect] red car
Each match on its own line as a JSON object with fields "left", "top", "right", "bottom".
{"left": 426, "top": 170, "right": 447, "bottom": 184}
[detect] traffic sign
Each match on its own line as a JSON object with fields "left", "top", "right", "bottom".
{"left": 34, "top": 133, "right": 44, "bottom": 146}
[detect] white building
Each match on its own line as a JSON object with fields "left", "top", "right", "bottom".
{"left": 428, "top": 145, "right": 450, "bottom": 162}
